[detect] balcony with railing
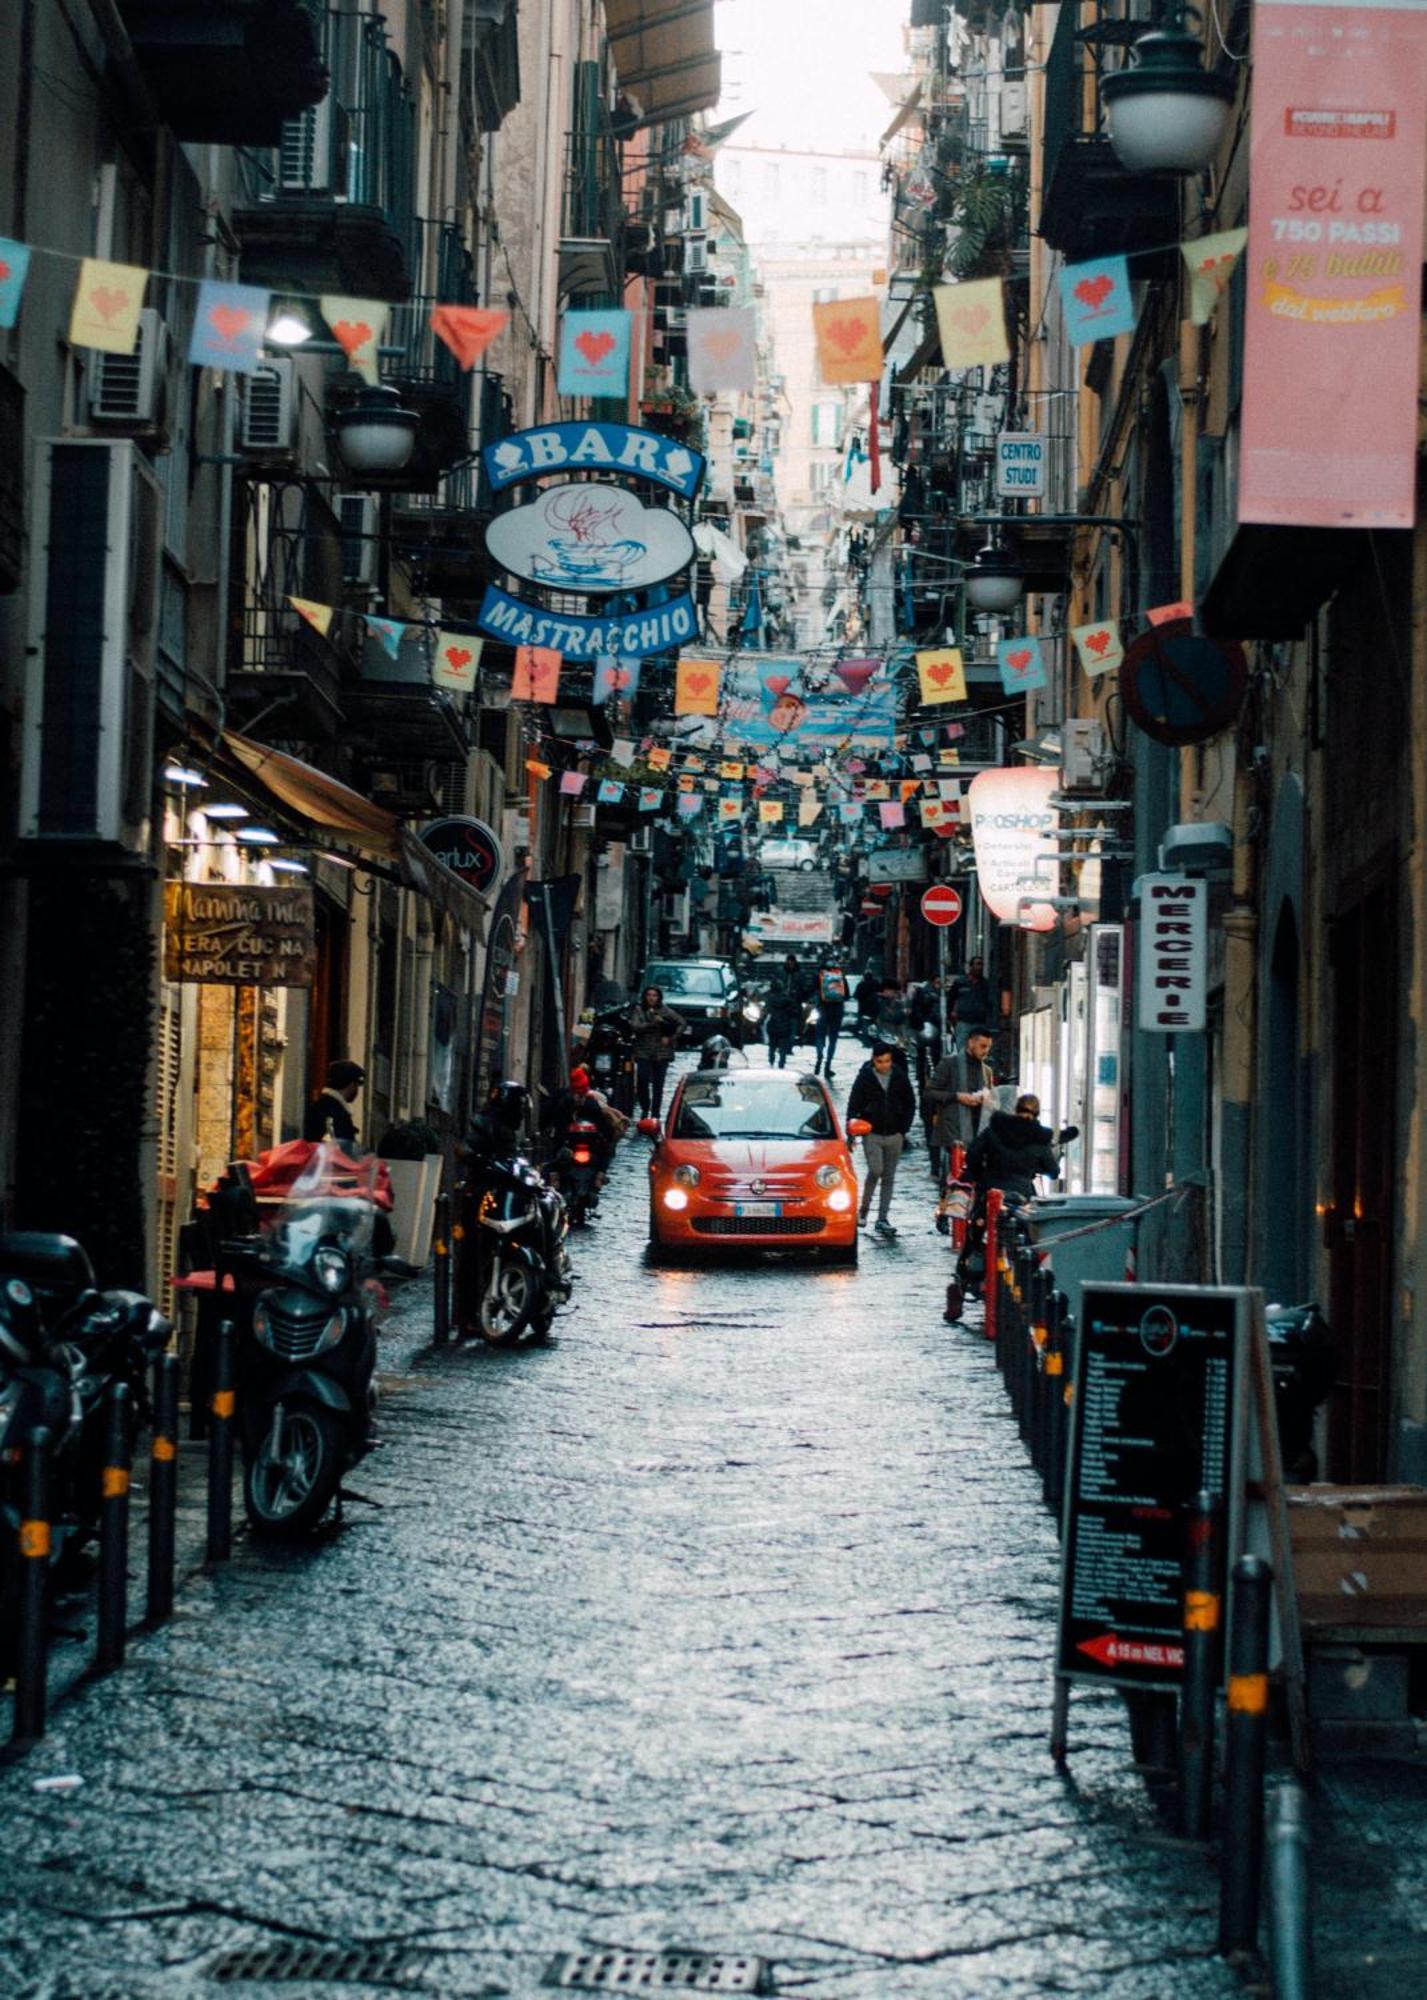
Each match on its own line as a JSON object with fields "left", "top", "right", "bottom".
{"left": 116, "top": 0, "right": 327, "bottom": 144}
{"left": 388, "top": 370, "right": 514, "bottom": 598}
{"left": 234, "top": 7, "right": 418, "bottom": 300}
{"left": 560, "top": 92, "right": 627, "bottom": 300}
{"left": 1039, "top": 3, "right": 1181, "bottom": 264}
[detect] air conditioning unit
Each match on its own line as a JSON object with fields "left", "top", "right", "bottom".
{"left": 1061, "top": 718, "right": 1109, "bottom": 793}
{"left": 277, "top": 95, "right": 350, "bottom": 194}
{"left": 88, "top": 309, "right": 170, "bottom": 427}
{"left": 22, "top": 440, "right": 162, "bottom": 850}
{"left": 241, "top": 359, "right": 296, "bottom": 455}
{"left": 339, "top": 493, "right": 380, "bottom": 588}
{"left": 572, "top": 803, "right": 597, "bottom": 830}
{"left": 999, "top": 80, "right": 1029, "bottom": 143}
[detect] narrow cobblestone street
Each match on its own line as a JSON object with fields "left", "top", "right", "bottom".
{"left": 0, "top": 1068, "right": 1240, "bottom": 1999}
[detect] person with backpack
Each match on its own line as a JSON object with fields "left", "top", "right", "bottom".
{"left": 813, "top": 962, "right": 849, "bottom": 1077}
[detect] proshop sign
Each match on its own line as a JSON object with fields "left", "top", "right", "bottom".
{"left": 1137, "top": 874, "right": 1207, "bottom": 1032}
{"left": 967, "top": 767, "right": 1060, "bottom": 931}
{"left": 995, "top": 433, "right": 1046, "bottom": 499}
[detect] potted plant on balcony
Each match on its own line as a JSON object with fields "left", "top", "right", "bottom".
{"left": 376, "top": 1118, "right": 444, "bottom": 1268}
{"left": 640, "top": 384, "right": 707, "bottom": 452}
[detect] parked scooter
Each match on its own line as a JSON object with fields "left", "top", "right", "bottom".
{"left": 941, "top": 1125, "right": 1078, "bottom": 1325}
{"left": 456, "top": 1083, "right": 573, "bottom": 1347}
{"left": 233, "top": 1144, "right": 392, "bottom": 1538}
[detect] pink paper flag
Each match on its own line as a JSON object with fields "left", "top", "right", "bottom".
{"left": 559, "top": 771, "right": 588, "bottom": 797}
{"left": 512, "top": 646, "right": 562, "bottom": 702}
{"left": 878, "top": 801, "right": 905, "bottom": 830}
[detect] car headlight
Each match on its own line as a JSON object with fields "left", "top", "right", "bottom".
{"left": 313, "top": 1246, "right": 351, "bottom": 1295}
{"left": 743, "top": 1000, "right": 763, "bottom": 1021}
{"left": 815, "top": 1164, "right": 843, "bottom": 1189}
{"left": 662, "top": 1187, "right": 690, "bottom": 1211}
{"left": 827, "top": 1188, "right": 853, "bottom": 1212}
{"left": 673, "top": 1164, "right": 701, "bottom": 1188}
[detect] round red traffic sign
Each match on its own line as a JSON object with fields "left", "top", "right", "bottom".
{"left": 920, "top": 884, "right": 963, "bottom": 928}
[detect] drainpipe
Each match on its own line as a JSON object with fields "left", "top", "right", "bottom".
{"left": 407, "top": 905, "right": 435, "bottom": 1118}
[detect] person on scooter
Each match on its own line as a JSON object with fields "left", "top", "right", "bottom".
{"left": 543, "top": 1067, "right": 618, "bottom": 1175}
{"left": 966, "top": 1092, "right": 1064, "bottom": 1202}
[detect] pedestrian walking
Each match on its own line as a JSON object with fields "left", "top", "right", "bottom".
{"left": 302, "top": 1059, "right": 365, "bottom": 1146}
{"left": 921, "top": 1026, "right": 995, "bottom": 1181}
{"left": 846, "top": 1040, "right": 917, "bottom": 1239}
{"left": 813, "top": 962, "right": 849, "bottom": 1077}
{"left": 949, "top": 955, "right": 994, "bottom": 1049}
{"left": 628, "top": 986, "right": 683, "bottom": 1119}
{"left": 853, "top": 969, "right": 880, "bottom": 1045}
{"left": 765, "top": 979, "right": 802, "bottom": 1068}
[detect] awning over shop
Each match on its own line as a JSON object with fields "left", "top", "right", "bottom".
{"left": 605, "top": 0, "right": 721, "bottom": 124}
{"left": 222, "top": 731, "right": 488, "bottom": 939}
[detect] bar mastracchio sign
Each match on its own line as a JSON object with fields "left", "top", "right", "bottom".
{"left": 163, "top": 881, "right": 317, "bottom": 987}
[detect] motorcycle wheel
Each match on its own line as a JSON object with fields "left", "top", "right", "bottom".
{"left": 480, "top": 1254, "right": 543, "bottom": 1346}
{"left": 244, "top": 1403, "right": 343, "bottom": 1539}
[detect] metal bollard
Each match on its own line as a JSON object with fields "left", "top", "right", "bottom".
{"left": 147, "top": 1351, "right": 179, "bottom": 1626}
{"left": 984, "top": 1188, "right": 1003, "bottom": 1347}
{"left": 1043, "top": 1287, "right": 1067, "bottom": 1515}
{"left": 206, "top": 1318, "right": 236, "bottom": 1564}
{"left": 1267, "top": 1778, "right": 1313, "bottom": 2000}
{"left": 1219, "top": 1553, "right": 1272, "bottom": 1955}
{"left": 432, "top": 1191, "right": 451, "bottom": 1346}
{"left": 1029, "top": 1261, "right": 1051, "bottom": 1472}
{"left": 12, "top": 1426, "right": 53, "bottom": 1742}
{"left": 1178, "top": 1490, "right": 1222, "bottom": 1842}
{"left": 96, "top": 1381, "right": 133, "bottom": 1672}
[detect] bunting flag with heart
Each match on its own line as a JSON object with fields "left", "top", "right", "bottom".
{"left": 718, "top": 796, "right": 742, "bottom": 820}
{"left": 320, "top": 296, "right": 389, "bottom": 384}
{"left": 684, "top": 755, "right": 707, "bottom": 772}
{"left": 678, "top": 773, "right": 696, "bottom": 792}
{"left": 997, "top": 634, "right": 1048, "bottom": 694}
{"left": 597, "top": 779, "right": 625, "bottom": 804}
{"left": 864, "top": 780, "right": 891, "bottom": 801}
{"left": 647, "top": 746, "right": 672, "bottom": 771}
{"left": 559, "top": 771, "right": 588, "bottom": 797}
{"left": 879, "top": 800, "right": 906, "bottom": 831}
{"left": 610, "top": 737, "right": 636, "bottom": 767}
{"left": 1059, "top": 255, "right": 1136, "bottom": 346}
{"left": 812, "top": 297, "right": 883, "bottom": 385}
{"left": 677, "top": 791, "right": 704, "bottom": 819}
{"left": 1182, "top": 228, "right": 1247, "bottom": 327}
{"left": 838, "top": 801, "right": 863, "bottom": 825}
{"left": 590, "top": 655, "right": 641, "bottom": 703}
{"left": 758, "top": 800, "right": 784, "bottom": 824}
{"left": 288, "top": 596, "right": 334, "bottom": 637}
{"left": 932, "top": 277, "right": 1010, "bottom": 371}
{"left": 363, "top": 615, "right": 407, "bottom": 662}
{"left": 920, "top": 798, "right": 948, "bottom": 827}
{"left": 687, "top": 306, "right": 757, "bottom": 394}
{"left": 0, "top": 238, "right": 33, "bottom": 331}
{"left": 557, "top": 308, "right": 632, "bottom": 397}
{"left": 797, "top": 792, "right": 823, "bottom": 828}
{"left": 911, "top": 753, "right": 933, "bottom": 772}
{"left": 943, "top": 721, "right": 966, "bottom": 741}
{"left": 433, "top": 630, "right": 482, "bottom": 692}
{"left": 1071, "top": 619, "right": 1125, "bottom": 678}
{"left": 511, "top": 645, "right": 562, "bottom": 702}
{"left": 719, "top": 761, "right": 745, "bottom": 781}
{"left": 189, "top": 280, "right": 270, "bottom": 373}
{"left": 675, "top": 657, "right": 721, "bottom": 716}
{"left": 916, "top": 647, "right": 968, "bottom": 706}
{"left": 1147, "top": 600, "right": 1195, "bottom": 628}
{"left": 430, "top": 304, "right": 510, "bottom": 369}
{"left": 938, "top": 777, "right": 962, "bottom": 799}
{"left": 638, "top": 787, "right": 665, "bottom": 811}
{"left": 834, "top": 656, "right": 881, "bottom": 695}
{"left": 69, "top": 257, "right": 149, "bottom": 354}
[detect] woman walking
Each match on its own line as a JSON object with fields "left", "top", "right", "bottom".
{"left": 628, "top": 986, "right": 683, "bottom": 1119}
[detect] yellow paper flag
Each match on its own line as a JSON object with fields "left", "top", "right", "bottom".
{"left": 647, "top": 746, "right": 672, "bottom": 771}
{"left": 288, "top": 596, "right": 334, "bottom": 637}
{"left": 932, "top": 279, "right": 1010, "bottom": 371}
{"left": 719, "top": 761, "right": 745, "bottom": 781}
{"left": 812, "top": 297, "right": 883, "bottom": 384}
{"left": 1182, "top": 228, "right": 1247, "bottom": 328}
{"left": 917, "top": 648, "right": 967, "bottom": 706}
{"left": 675, "top": 657, "right": 721, "bottom": 716}
{"left": 797, "top": 792, "right": 823, "bottom": 828}
{"left": 432, "top": 631, "right": 481, "bottom": 693}
{"left": 718, "top": 797, "right": 741, "bottom": 820}
{"left": 759, "top": 799, "right": 784, "bottom": 823}
{"left": 320, "top": 295, "right": 389, "bottom": 385}
{"left": 70, "top": 258, "right": 148, "bottom": 354}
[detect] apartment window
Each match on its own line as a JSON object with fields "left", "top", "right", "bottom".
{"left": 811, "top": 401, "right": 843, "bottom": 448}
{"left": 809, "top": 462, "right": 834, "bottom": 495}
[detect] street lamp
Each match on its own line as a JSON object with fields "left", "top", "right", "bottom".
{"left": 334, "top": 385, "right": 419, "bottom": 476}
{"left": 1101, "top": 3, "right": 1235, "bottom": 176}
{"left": 964, "top": 537, "right": 1023, "bottom": 614}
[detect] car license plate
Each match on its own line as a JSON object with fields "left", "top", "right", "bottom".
{"left": 734, "top": 1201, "right": 780, "bottom": 1218}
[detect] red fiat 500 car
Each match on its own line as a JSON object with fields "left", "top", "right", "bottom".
{"left": 644, "top": 1066, "right": 863, "bottom": 1265}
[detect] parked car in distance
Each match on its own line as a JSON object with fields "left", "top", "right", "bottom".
{"left": 758, "top": 838, "right": 819, "bottom": 873}
{"left": 639, "top": 958, "right": 745, "bottom": 1043}
{"left": 643, "top": 1065, "right": 860, "bottom": 1265}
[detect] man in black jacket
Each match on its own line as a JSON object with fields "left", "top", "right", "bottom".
{"left": 302, "top": 1060, "right": 365, "bottom": 1147}
{"left": 846, "top": 1041, "right": 917, "bottom": 1239}
{"left": 967, "top": 1093, "right": 1063, "bottom": 1201}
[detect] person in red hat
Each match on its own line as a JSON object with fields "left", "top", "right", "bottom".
{"left": 542, "top": 1063, "right": 619, "bottom": 1175}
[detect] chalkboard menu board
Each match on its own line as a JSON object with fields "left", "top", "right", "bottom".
{"left": 1055, "top": 1284, "right": 1250, "bottom": 1693}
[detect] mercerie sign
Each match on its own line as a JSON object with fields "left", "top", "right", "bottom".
{"left": 477, "top": 422, "right": 704, "bottom": 662}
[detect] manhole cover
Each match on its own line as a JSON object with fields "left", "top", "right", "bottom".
{"left": 543, "top": 1950, "right": 767, "bottom": 1992}
{"left": 209, "top": 1941, "right": 417, "bottom": 1986}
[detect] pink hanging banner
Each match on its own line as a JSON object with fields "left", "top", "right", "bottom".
{"left": 1240, "top": 0, "right": 1427, "bottom": 529}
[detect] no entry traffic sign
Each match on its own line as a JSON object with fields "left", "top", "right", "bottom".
{"left": 920, "top": 884, "right": 962, "bottom": 927}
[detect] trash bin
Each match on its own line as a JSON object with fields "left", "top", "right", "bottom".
{"left": 1025, "top": 1194, "right": 1143, "bottom": 1328}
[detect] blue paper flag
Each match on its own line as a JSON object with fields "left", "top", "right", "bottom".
{"left": 557, "top": 310, "right": 633, "bottom": 399}
{"left": 597, "top": 779, "right": 625, "bottom": 804}
{"left": 364, "top": 616, "right": 406, "bottom": 660}
{"left": 0, "top": 239, "right": 33, "bottom": 330}
{"left": 676, "top": 791, "right": 704, "bottom": 819}
{"left": 1059, "top": 256, "right": 1135, "bottom": 347}
{"left": 997, "top": 635, "right": 1048, "bottom": 694}
{"left": 189, "top": 280, "right": 271, "bottom": 374}
{"left": 638, "top": 787, "right": 664, "bottom": 812}
{"left": 592, "top": 655, "right": 643, "bottom": 704}
{"left": 838, "top": 802, "right": 863, "bottom": 825}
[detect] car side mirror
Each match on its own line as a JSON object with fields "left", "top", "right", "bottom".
{"left": 847, "top": 1118, "right": 872, "bottom": 1138}
{"left": 637, "top": 1118, "right": 661, "bottom": 1138}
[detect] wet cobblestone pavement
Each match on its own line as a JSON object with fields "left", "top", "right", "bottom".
{"left": 0, "top": 1064, "right": 1245, "bottom": 1999}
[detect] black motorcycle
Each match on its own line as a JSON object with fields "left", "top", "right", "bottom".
{"left": 550, "top": 1118, "right": 604, "bottom": 1228}
{"left": 234, "top": 1146, "right": 388, "bottom": 1538}
{"left": 584, "top": 1007, "right": 637, "bottom": 1116}
{"left": 456, "top": 1140, "right": 572, "bottom": 1347}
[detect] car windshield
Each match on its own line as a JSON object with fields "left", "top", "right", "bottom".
{"left": 673, "top": 1075, "right": 834, "bottom": 1141}
{"left": 649, "top": 966, "right": 724, "bottom": 996}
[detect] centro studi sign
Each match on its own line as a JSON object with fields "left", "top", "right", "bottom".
{"left": 478, "top": 420, "right": 705, "bottom": 659}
